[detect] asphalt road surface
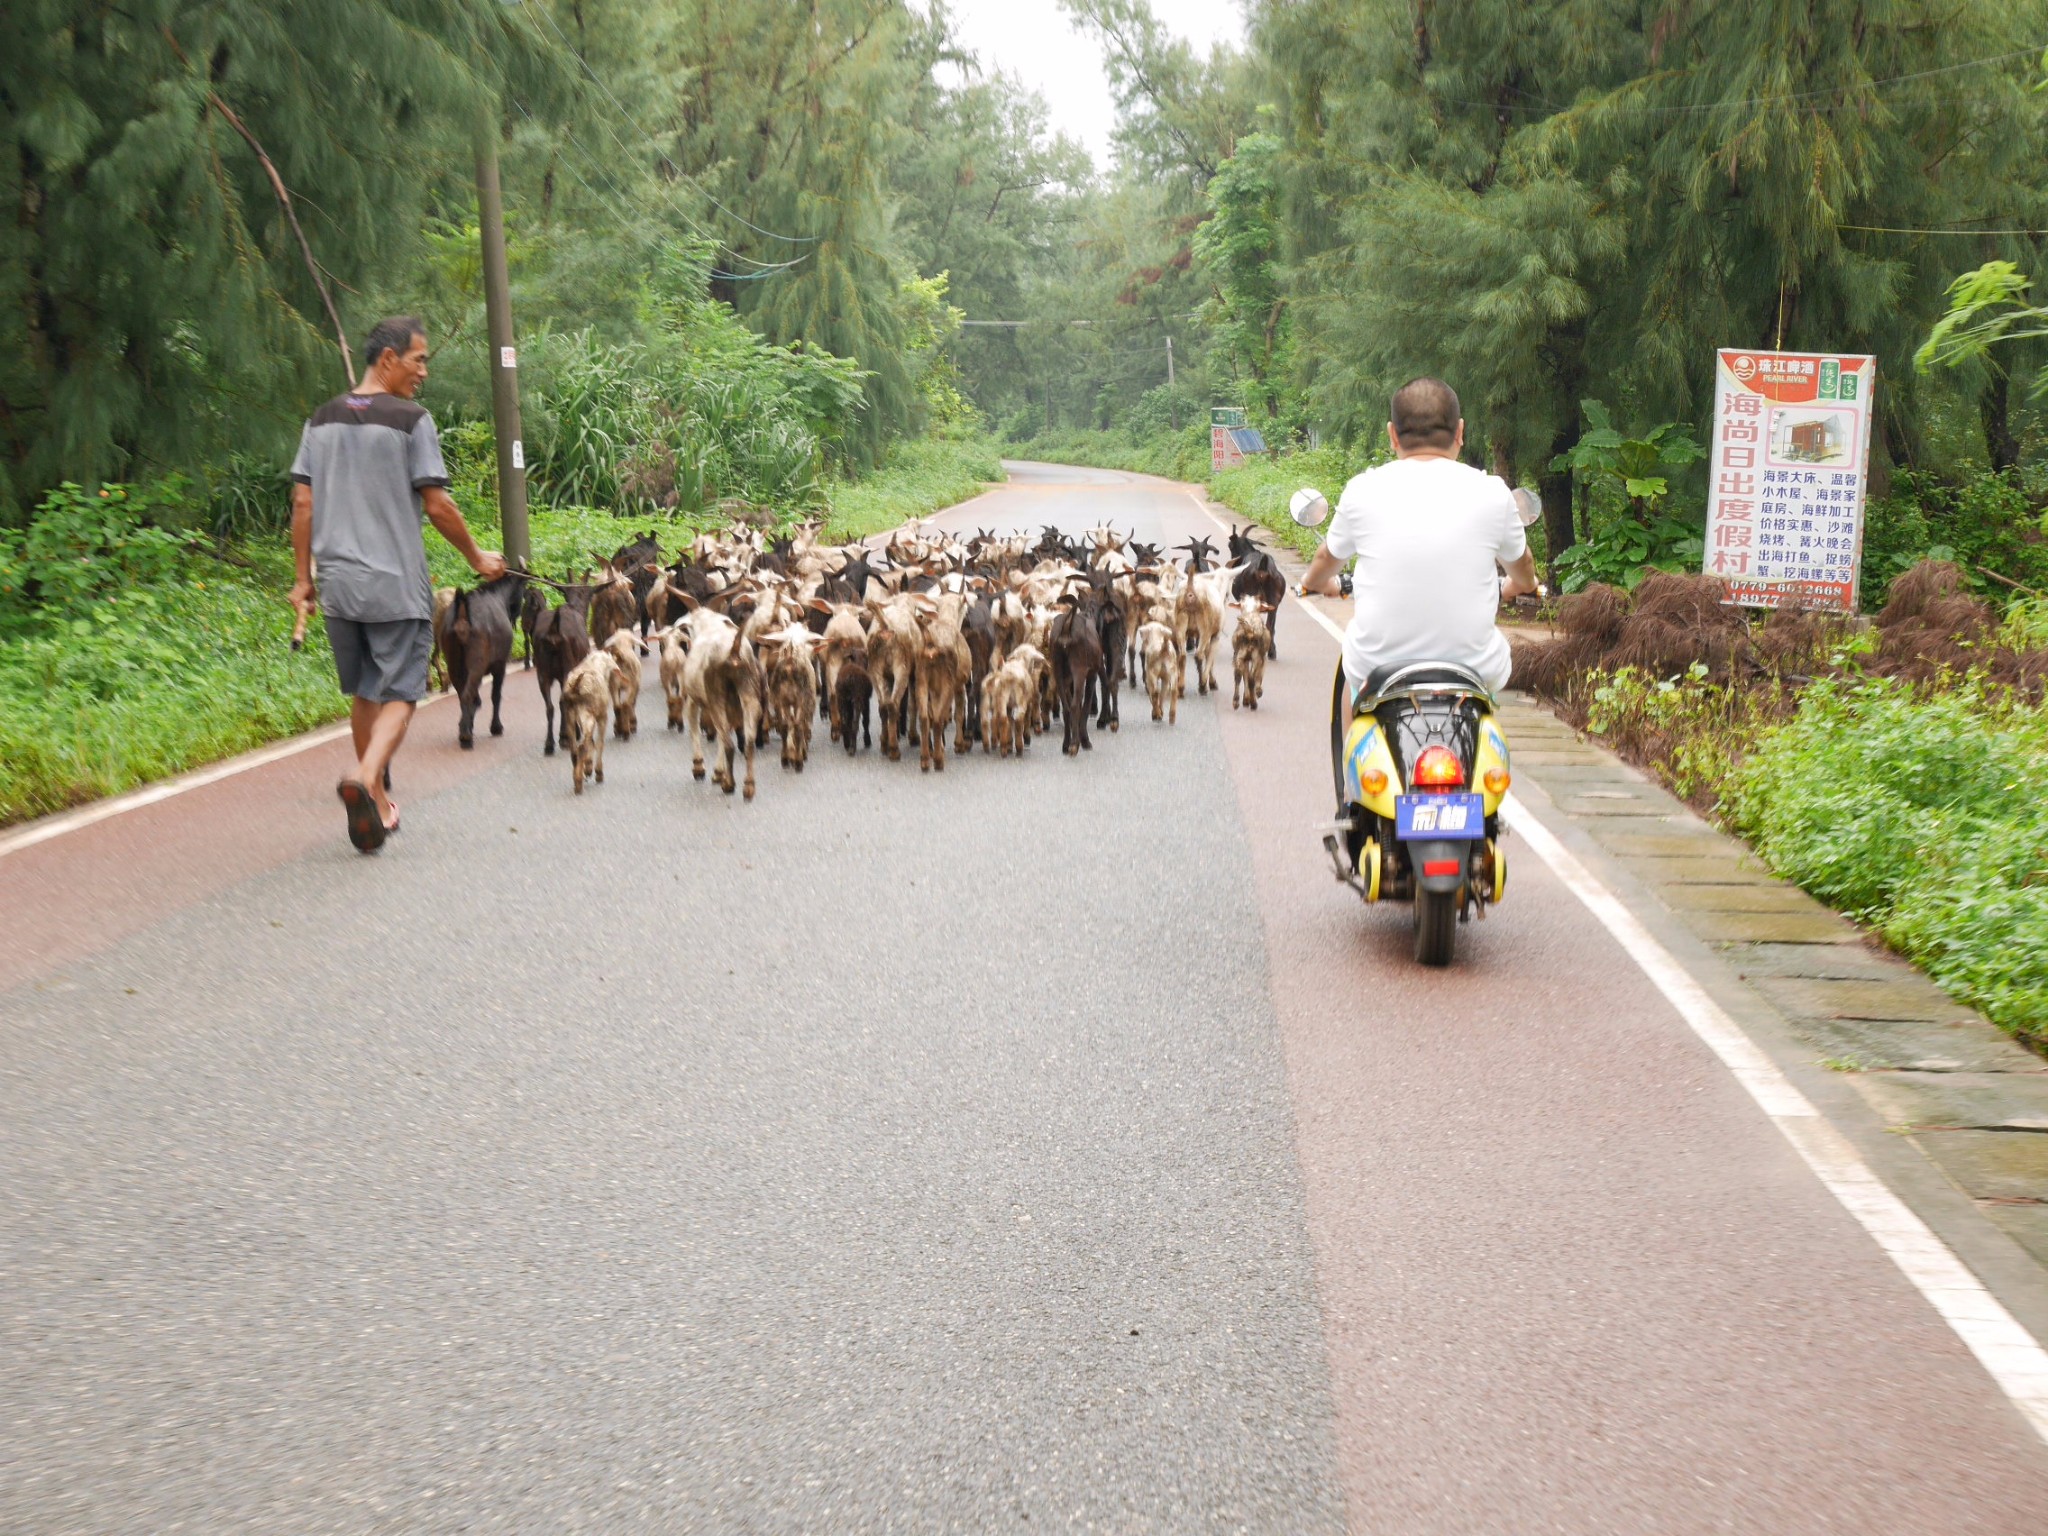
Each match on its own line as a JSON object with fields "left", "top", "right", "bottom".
{"left": 5, "top": 462, "right": 2047, "bottom": 1532}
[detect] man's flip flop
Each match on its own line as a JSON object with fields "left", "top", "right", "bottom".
{"left": 336, "top": 780, "right": 387, "bottom": 853}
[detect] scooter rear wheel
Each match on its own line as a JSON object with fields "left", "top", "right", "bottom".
{"left": 1415, "top": 887, "right": 1458, "bottom": 967}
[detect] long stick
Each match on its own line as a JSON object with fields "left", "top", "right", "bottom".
{"left": 1977, "top": 564, "right": 2045, "bottom": 600}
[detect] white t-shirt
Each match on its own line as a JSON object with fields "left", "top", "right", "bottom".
{"left": 1325, "top": 457, "right": 1527, "bottom": 695}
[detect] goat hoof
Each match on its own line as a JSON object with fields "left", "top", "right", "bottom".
{"left": 459, "top": 736, "right": 474, "bottom": 750}
{"left": 743, "top": 782, "right": 756, "bottom": 801}
{"left": 692, "top": 766, "right": 706, "bottom": 781}
{"left": 543, "top": 741, "right": 556, "bottom": 757}
{"left": 490, "top": 723, "right": 503, "bottom": 737}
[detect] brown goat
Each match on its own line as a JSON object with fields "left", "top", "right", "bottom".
{"left": 561, "top": 649, "right": 616, "bottom": 794}
{"left": 864, "top": 591, "right": 922, "bottom": 762}
{"left": 760, "top": 622, "right": 820, "bottom": 772}
{"left": 679, "top": 605, "right": 763, "bottom": 800}
{"left": 1137, "top": 619, "right": 1183, "bottom": 724}
{"left": 1230, "top": 598, "right": 1273, "bottom": 711}
{"left": 834, "top": 647, "right": 874, "bottom": 755}
{"left": 602, "top": 628, "right": 642, "bottom": 739}
{"left": 912, "top": 591, "right": 971, "bottom": 772}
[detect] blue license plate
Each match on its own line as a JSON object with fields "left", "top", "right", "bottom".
{"left": 1395, "top": 793, "right": 1484, "bottom": 840}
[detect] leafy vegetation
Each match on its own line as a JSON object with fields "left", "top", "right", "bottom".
{"left": 1528, "top": 577, "right": 2048, "bottom": 1048}
{"left": 1726, "top": 676, "right": 2048, "bottom": 1049}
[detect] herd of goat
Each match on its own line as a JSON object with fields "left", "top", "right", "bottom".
{"left": 431, "top": 519, "right": 1292, "bottom": 801}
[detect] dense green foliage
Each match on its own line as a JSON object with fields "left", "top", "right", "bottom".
{"left": 1727, "top": 675, "right": 2048, "bottom": 1048}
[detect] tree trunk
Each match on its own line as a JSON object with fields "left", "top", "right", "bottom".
{"left": 1980, "top": 372, "right": 2020, "bottom": 475}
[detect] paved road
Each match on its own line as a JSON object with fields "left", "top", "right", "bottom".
{"left": 4, "top": 462, "right": 2046, "bottom": 1532}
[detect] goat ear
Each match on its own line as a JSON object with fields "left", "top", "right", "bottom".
{"left": 806, "top": 596, "right": 836, "bottom": 617}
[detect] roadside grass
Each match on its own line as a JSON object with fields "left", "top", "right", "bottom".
{"left": 1003, "top": 427, "right": 1212, "bottom": 483}
{"left": 0, "top": 435, "right": 1004, "bottom": 829}
{"left": 820, "top": 434, "right": 1005, "bottom": 543}
{"left": 1571, "top": 648, "right": 2048, "bottom": 1052}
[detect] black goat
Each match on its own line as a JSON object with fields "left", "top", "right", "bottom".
{"left": 435, "top": 572, "right": 526, "bottom": 748}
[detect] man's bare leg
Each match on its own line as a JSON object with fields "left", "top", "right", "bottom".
{"left": 351, "top": 699, "right": 415, "bottom": 826}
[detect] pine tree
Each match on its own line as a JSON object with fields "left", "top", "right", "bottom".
{"left": 0, "top": 0, "right": 547, "bottom": 518}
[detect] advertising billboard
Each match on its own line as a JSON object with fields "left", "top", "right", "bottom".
{"left": 1703, "top": 349, "right": 1876, "bottom": 612}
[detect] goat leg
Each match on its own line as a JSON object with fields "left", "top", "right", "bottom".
{"left": 489, "top": 664, "right": 506, "bottom": 737}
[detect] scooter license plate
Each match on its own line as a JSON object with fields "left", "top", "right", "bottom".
{"left": 1395, "top": 793, "right": 1484, "bottom": 840}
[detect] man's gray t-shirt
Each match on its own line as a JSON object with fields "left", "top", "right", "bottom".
{"left": 289, "top": 392, "right": 449, "bottom": 622}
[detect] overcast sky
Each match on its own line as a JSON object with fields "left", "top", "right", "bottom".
{"left": 936, "top": 0, "right": 1247, "bottom": 171}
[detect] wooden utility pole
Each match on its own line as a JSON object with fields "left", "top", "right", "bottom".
{"left": 475, "top": 132, "right": 531, "bottom": 565}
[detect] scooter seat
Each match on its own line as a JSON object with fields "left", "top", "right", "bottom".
{"left": 1356, "top": 659, "right": 1494, "bottom": 708}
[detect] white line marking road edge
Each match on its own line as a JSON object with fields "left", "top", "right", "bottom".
{"left": 1273, "top": 541, "right": 2048, "bottom": 1445}
{"left": 0, "top": 719, "right": 358, "bottom": 860}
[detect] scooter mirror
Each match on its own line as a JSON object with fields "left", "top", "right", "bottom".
{"left": 1289, "top": 487, "right": 1331, "bottom": 528}
{"left": 1511, "top": 487, "right": 1542, "bottom": 527}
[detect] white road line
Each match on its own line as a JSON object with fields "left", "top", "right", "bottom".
{"left": 1275, "top": 540, "right": 2048, "bottom": 1445}
{"left": 0, "top": 719, "right": 356, "bottom": 860}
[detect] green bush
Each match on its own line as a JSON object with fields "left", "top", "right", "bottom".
{"left": 0, "top": 553, "right": 348, "bottom": 826}
{"left": 0, "top": 483, "right": 203, "bottom": 626}
{"left": 1865, "top": 469, "right": 2048, "bottom": 600}
{"left": 1724, "top": 674, "right": 2048, "bottom": 1046}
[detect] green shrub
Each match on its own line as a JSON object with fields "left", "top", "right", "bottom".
{"left": 1865, "top": 469, "right": 2048, "bottom": 600}
{"left": 1724, "top": 674, "right": 2048, "bottom": 1045}
{"left": 0, "top": 482, "right": 203, "bottom": 627}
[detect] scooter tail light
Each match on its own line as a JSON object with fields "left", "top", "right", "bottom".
{"left": 1411, "top": 745, "right": 1465, "bottom": 788}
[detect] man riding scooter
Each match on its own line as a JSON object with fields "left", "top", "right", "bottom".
{"left": 1295, "top": 377, "right": 1540, "bottom": 964}
{"left": 1295, "top": 376, "right": 1539, "bottom": 685}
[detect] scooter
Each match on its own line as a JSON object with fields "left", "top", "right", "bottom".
{"left": 1292, "top": 485, "right": 1541, "bottom": 966}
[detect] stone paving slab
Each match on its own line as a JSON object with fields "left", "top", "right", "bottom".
{"left": 1586, "top": 829, "right": 1732, "bottom": 857}
{"left": 1903, "top": 1130, "right": 2048, "bottom": 1205}
{"left": 1556, "top": 795, "right": 1677, "bottom": 817}
{"left": 1764, "top": 1009, "right": 2043, "bottom": 1074}
{"left": 1732, "top": 943, "right": 1927, "bottom": 982}
{"left": 1756, "top": 976, "right": 1986, "bottom": 1025}
{"left": 1620, "top": 856, "right": 1781, "bottom": 884}
{"left": 1984, "top": 1204, "right": 2048, "bottom": 1269}
{"left": 1659, "top": 883, "right": 1833, "bottom": 915}
{"left": 1678, "top": 910, "right": 1863, "bottom": 944}
{"left": 1851, "top": 1073, "right": 2048, "bottom": 1130}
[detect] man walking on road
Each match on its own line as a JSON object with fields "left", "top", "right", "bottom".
{"left": 288, "top": 316, "right": 505, "bottom": 852}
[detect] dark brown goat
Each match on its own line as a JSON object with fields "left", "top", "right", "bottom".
{"left": 1049, "top": 589, "right": 1104, "bottom": 756}
{"left": 434, "top": 573, "right": 525, "bottom": 748}
{"left": 532, "top": 582, "right": 597, "bottom": 755}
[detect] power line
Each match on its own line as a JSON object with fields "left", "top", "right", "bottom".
{"left": 1839, "top": 223, "right": 2048, "bottom": 236}
{"left": 1431, "top": 39, "right": 2047, "bottom": 118}
{"left": 509, "top": 97, "right": 804, "bottom": 282}
{"left": 517, "top": 0, "right": 817, "bottom": 248}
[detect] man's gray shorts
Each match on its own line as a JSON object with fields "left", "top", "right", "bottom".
{"left": 326, "top": 616, "right": 433, "bottom": 704}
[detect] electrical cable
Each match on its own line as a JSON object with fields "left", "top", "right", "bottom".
{"left": 510, "top": 97, "right": 805, "bottom": 281}
{"left": 1428, "top": 39, "right": 2047, "bottom": 118}
{"left": 518, "top": 0, "right": 818, "bottom": 247}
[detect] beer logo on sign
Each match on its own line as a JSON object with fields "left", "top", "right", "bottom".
{"left": 1731, "top": 354, "right": 1758, "bottom": 381}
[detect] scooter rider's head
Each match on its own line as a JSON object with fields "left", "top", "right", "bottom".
{"left": 1387, "top": 377, "right": 1464, "bottom": 461}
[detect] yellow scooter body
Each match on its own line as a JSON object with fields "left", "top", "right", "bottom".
{"left": 1333, "top": 664, "right": 1511, "bottom": 904}
{"left": 1341, "top": 707, "right": 1511, "bottom": 815}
